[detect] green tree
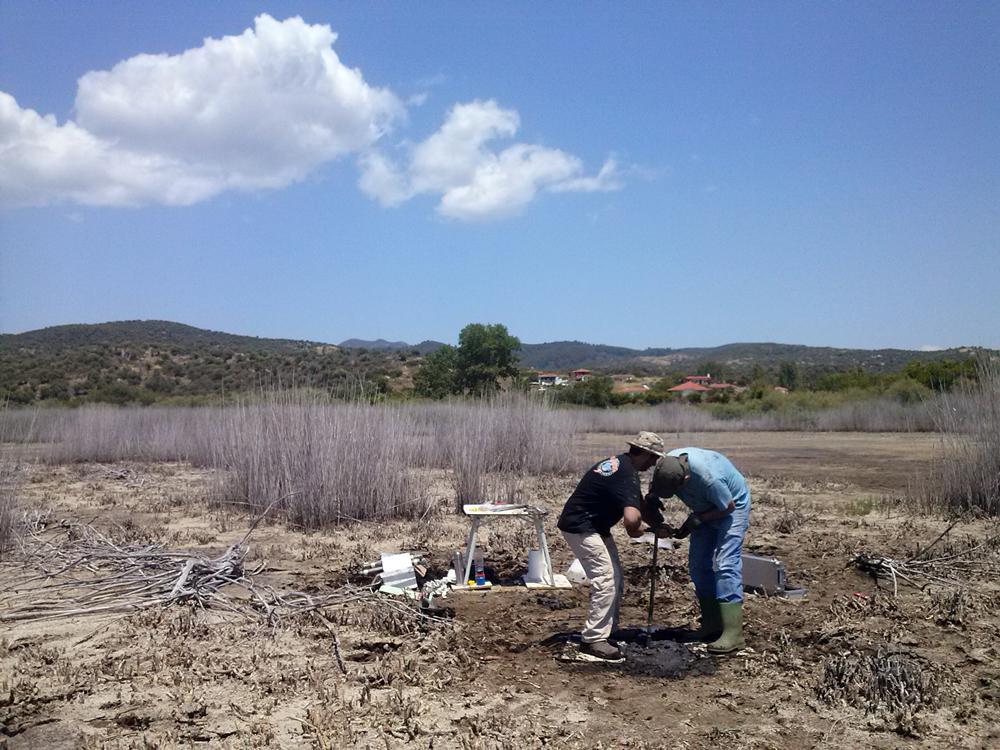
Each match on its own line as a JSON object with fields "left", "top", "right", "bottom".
{"left": 454, "top": 323, "right": 521, "bottom": 396}
{"left": 750, "top": 363, "right": 768, "bottom": 386}
{"left": 694, "top": 360, "right": 727, "bottom": 381}
{"left": 555, "top": 375, "right": 614, "bottom": 407}
{"left": 884, "top": 377, "right": 932, "bottom": 404}
{"left": 816, "top": 367, "right": 881, "bottom": 391}
{"left": 413, "top": 345, "right": 459, "bottom": 398}
{"left": 903, "top": 358, "right": 978, "bottom": 392}
{"left": 777, "top": 361, "right": 800, "bottom": 390}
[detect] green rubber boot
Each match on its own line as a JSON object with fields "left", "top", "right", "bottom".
{"left": 707, "top": 601, "right": 745, "bottom": 654}
{"left": 678, "top": 597, "right": 722, "bottom": 642}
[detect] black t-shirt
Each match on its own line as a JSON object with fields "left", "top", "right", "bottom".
{"left": 557, "top": 453, "right": 643, "bottom": 536}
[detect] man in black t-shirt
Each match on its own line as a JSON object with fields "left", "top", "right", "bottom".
{"left": 558, "top": 431, "right": 666, "bottom": 662}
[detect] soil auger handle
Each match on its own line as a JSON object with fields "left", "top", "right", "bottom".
{"left": 645, "top": 530, "right": 659, "bottom": 637}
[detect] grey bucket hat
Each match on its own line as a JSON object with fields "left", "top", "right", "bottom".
{"left": 626, "top": 431, "right": 666, "bottom": 458}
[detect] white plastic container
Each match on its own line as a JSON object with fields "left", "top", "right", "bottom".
{"left": 525, "top": 549, "right": 551, "bottom": 585}
{"left": 565, "top": 558, "right": 588, "bottom": 584}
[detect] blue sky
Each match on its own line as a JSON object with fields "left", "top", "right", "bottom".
{"left": 1, "top": 2, "right": 997, "bottom": 350}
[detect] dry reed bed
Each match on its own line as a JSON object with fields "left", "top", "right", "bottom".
{"left": 925, "top": 358, "right": 1000, "bottom": 515}
{"left": 1, "top": 361, "right": 997, "bottom": 529}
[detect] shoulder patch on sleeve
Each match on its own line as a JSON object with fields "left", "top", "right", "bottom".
{"left": 594, "top": 457, "right": 620, "bottom": 477}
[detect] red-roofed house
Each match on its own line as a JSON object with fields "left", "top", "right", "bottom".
{"left": 570, "top": 368, "right": 592, "bottom": 381}
{"left": 668, "top": 381, "right": 710, "bottom": 393}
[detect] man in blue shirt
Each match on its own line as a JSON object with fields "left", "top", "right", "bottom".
{"left": 648, "top": 447, "right": 751, "bottom": 654}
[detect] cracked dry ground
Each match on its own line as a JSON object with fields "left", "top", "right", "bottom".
{"left": 2, "top": 432, "right": 999, "bottom": 749}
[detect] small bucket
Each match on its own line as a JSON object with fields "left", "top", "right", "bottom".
{"left": 525, "top": 549, "right": 551, "bottom": 584}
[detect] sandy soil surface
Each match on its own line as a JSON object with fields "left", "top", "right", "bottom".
{"left": 2, "top": 433, "right": 998, "bottom": 749}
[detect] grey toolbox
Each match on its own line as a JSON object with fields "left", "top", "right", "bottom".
{"left": 740, "top": 553, "right": 807, "bottom": 597}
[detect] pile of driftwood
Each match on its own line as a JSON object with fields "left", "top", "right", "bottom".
{"left": 851, "top": 521, "right": 1000, "bottom": 595}
{"left": 0, "top": 512, "right": 447, "bottom": 629}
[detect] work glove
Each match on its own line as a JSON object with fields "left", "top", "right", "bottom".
{"left": 653, "top": 523, "right": 677, "bottom": 538}
{"left": 674, "top": 513, "right": 702, "bottom": 539}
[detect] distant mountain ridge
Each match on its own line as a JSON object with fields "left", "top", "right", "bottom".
{"left": 339, "top": 338, "right": 446, "bottom": 355}
{"left": 519, "top": 340, "right": 981, "bottom": 374}
{"left": 1, "top": 321, "right": 986, "bottom": 406}
{"left": 1, "top": 320, "right": 322, "bottom": 352}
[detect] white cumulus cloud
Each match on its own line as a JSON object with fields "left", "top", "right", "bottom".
{"left": 1, "top": 17, "right": 622, "bottom": 219}
{"left": 0, "top": 14, "right": 402, "bottom": 208}
{"left": 359, "top": 100, "right": 621, "bottom": 220}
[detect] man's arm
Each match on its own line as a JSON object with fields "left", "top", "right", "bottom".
{"left": 697, "top": 480, "right": 736, "bottom": 521}
{"left": 674, "top": 483, "right": 736, "bottom": 537}
{"left": 623, "top": 507, "right": 645, "bottom": 538}
{"left": 694, "top": 500, "right": 736, "bottom": 522}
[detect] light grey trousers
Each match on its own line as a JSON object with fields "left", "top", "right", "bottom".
{"left": 561, "top": 531, "right": 624, "bottom": 643}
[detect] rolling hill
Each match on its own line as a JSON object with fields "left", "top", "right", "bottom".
{"left": 0, "top": 320, "right": 985, "bottom": 405}
{"left": 517, "top": 340, "right": 983, "bottom": 374}
{"left": 0, "top": 321, "right": 414, "bottom": 405}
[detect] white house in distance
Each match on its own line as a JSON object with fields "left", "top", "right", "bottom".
{"left": 533, "top": 372, "right": 566, "bottom": 388}
{"left": 532, "top": 368, "right": 590, "bottom": 390}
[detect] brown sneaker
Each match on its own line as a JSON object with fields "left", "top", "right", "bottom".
{"left": 578, "top": 640, "right": 624, "bottom": 663}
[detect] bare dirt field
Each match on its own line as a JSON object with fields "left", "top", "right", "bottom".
{"left": 2, "top": 432, "right": 999, "bottom": 749}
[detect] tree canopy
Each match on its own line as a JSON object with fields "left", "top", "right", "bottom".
{"left": 414, "top": 323, "right": 521, "bottom": 398}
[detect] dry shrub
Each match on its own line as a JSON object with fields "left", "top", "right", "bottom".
{"left": 0, "top": 406, "right": 24, "bottom": 558}
{"left": 325, "top": 599, "right": 431, "bottom": 636}
{"left": 35, "top": 393, "right": 576, "bottom": 523}
{"left": 210, "top": 393, "right": 428, "bottom": 527}
{"left": 0, "top": 459, "right": 17, "bottom": 559}
{"left": 44, "top": 405, "right": 218, "bottom": 464}
{"left": 926, "top": 587, "right": 971, "bottom": 627}
{"left": 772, "top": 502, "right": 810, "bottom": 534}
{"left": 818, "top": 646, "right": 940, "bottom": 734}
{"left": 418, "top": 393, "right": 574, "bottom": 511}
{"left": 923, "top": 357, "right": 1000, "bottom": 515}
{"left": 560, "top": 395, "right": 938, "bottom": 433}
{"left": 0, "top": 406, "right": 48, "bottom": 443}
{"left": 828, "top": 591, "right": 901, "bottom": 622}
{"left": 811, "top": 397, "right": 938, "bottom": 432}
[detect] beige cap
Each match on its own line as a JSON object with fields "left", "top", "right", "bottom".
{"left": 626, "top": 430, "right": 666, "bottom": 458}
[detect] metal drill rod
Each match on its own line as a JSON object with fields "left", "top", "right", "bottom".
{"left": 645, "top": 532, "right": 659, "bottom": 636}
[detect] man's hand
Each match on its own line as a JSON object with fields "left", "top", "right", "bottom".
{"left": 674, "top": 513, "right": 702, "bottom": 539}
{"left": 653, "top": 524, "right": 676, "bottom": 538}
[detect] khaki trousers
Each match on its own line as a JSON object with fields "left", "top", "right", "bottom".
{"left": 561, "top": 531, "right": 623, "bottom": 643}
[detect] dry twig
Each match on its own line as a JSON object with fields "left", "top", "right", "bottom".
{"left": 0, "top": 509, "right": 450, "bottom": 633}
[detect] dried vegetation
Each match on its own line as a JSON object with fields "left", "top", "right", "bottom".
{"left": 923, "top": 357, "right": 1000, "bottom": 516}
{"left": 2, "top": 415, "right": 1000, "bottom": 747}
{"left": 817, "top": 646, "right": 940, "bottom": 735}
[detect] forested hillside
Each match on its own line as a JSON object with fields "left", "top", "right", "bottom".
{"left": 1, "top": 320, "right": 986, "bottom": 405}
{"left": 519, "top": 340, "right": 982, "bottom": 377}
{"left": 1, "top": 321, "right": 412, "bottom": 404}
